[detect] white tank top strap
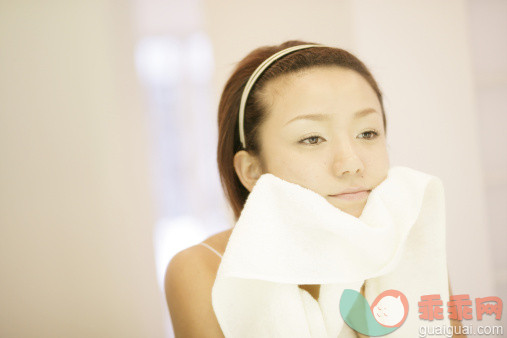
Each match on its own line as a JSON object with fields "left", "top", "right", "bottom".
{"left": 198, "top": 242, "right": 223, "bottom": 259}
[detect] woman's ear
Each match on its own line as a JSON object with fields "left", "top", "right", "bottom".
{"left": 233, "top": 150, "right": 263, "bottom": 192}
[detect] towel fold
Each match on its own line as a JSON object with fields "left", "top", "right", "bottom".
{"left": 212, "top": 166, "right": 450, "bottom": 337}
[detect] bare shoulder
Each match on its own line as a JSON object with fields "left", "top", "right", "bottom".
{"left": 201, "top": 228, "right": 233, "bottom": 255}
{"left": 166, "top": 228, "right": 233, "bottom": 281}
{"left": 166, "top": 227, "right": 233, "bottom": 281}
{"left": 164, "top": 228, "right": 233, "bottom": 337}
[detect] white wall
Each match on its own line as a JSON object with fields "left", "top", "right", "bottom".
{"left": 0, "top": 2, "right": 166, "bottom": 337}
{"left": 468, "top": 0, "right": 507, "bottom": 331}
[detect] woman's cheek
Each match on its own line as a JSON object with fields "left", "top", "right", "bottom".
{"left": 280, "top": 159, "right": 323, "bottom": 189}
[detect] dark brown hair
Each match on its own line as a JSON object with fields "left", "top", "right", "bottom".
{"left": 217, "top": 40, "right": 387, "bottom": 221}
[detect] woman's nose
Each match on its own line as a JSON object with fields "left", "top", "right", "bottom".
{"left": 331, "top": 142, "right": 364, "bottom": 177}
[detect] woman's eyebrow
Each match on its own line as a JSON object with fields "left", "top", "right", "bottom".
{"left": 354, "top": 108, "right": 380, "bottom": 119}
{"left": 283, "top": 113, "right": 330, "bottom": 126}
{"left": 284, "top": 108, "right": 380, "bottom": 126}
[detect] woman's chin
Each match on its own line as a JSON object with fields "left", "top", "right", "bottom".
{"left": 326, "top": 199, "right": 366, "bottom": 218}
{"left": 345, "top": 208, "right": 363, "bottom": 218}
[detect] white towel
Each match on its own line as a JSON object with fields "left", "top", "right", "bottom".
{"left": 212, "top": 166, "right": 450, "bottom": 337}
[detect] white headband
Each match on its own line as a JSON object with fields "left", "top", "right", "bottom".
{"left": 238, "top": 44, "right": 328, "bottom": 149}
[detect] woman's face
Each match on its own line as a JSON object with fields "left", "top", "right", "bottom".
{"left": 256, "top": 66, "right": 390, "bottom": 218}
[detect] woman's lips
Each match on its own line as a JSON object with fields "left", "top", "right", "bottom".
{"left": 328, "top": 190, "right": 371, "bottom": 201}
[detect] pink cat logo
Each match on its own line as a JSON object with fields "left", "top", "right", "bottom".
{"left": 371, "top": 289, "right": 409, "bottom": 328}
{"left": 340, "top": 288, "right": 409, "bottom": 336}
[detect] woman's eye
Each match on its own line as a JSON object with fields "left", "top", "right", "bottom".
{"left": 299, "top": 136, "right": 323, "bottom": 145}
{"left": 358, "top": 130, "right": 379, "bottom": 140}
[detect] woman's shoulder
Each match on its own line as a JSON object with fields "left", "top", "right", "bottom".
{"left": 200, "top": 227, "right": 233, "bottom": 257}
{"left": 167, "top": 228, "right": 233, "bottom": 278}
{"left": 164, "top": 228, "right": 233, "bottom": 337}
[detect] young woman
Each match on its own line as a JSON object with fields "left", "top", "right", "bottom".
{"left": 165, "top": 41, "right": 464, "bottom": 337}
